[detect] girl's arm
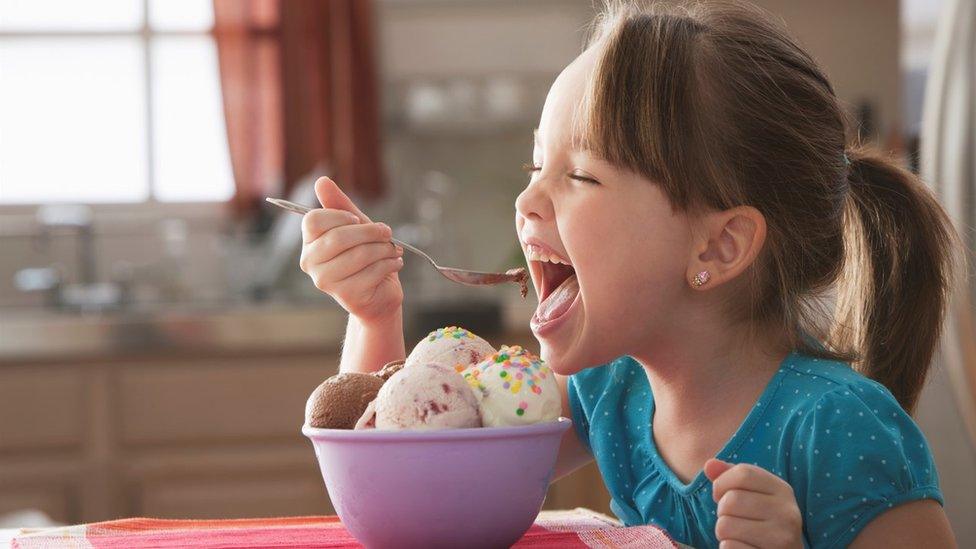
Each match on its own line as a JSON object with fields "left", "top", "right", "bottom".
{"left": 850, "top": 500, "right": 956, "bottom": 548}
{"left": 339, "top": 312, "right": 406, "bottom": 373}
{"left": 299, "top": 177, "right": 407, "bottom": 373}
{"left": 552, "top": 373, "right": 594, "bottom": 480}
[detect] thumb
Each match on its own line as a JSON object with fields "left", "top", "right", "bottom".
{"left": 704, "top": 458, "right": 734, "bottom": 482}
{"left": 314, "top": 177, "right": 370, "bottom": 222}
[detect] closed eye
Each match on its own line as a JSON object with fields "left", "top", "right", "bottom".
{"left": 521, "top": 164, "right": 600, "bottom": 185}
{"left": 569, "top": 170, "right": 600, "bottom": 185}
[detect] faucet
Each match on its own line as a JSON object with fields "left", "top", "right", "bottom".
{"left": 35, "top": 204, "right": 97, "bottom": 285}
{"left": 14, "top": 204, "right": 126, "bottom": 312}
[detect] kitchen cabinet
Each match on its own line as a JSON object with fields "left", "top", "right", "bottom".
{"left": 0, "top": 327, "right": 611, "bottom": 523}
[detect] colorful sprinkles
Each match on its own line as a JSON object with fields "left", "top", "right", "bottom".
{"left": 461, "top": 345, "right": 553, "bottom": 418}
{"left": 426, "top": 326, "right": 476, "bottom": 342}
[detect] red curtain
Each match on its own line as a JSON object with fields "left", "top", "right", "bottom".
{"left": 213, "top": 0, "right": 383, "bottom": 217}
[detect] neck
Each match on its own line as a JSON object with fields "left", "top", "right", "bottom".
{"left": 632, "top": 311, "right": 788, "bottom": 449}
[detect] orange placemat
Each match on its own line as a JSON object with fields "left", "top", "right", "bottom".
{"left": 9, "top": 509, "right": 677, "bottom": 548}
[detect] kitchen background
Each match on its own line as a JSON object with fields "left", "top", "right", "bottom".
{"left": 1, "top": 0, "right": 974, "bottom": 545}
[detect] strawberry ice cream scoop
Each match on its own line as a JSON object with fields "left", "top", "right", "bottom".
{"left": 404, "top": 326, "right": 496, "bottom": 373}
{"left": 460, "top": 345, "right": 561, "bottom": 427}
{"left": 369, "top": 362, "right": 482, "bottom": 430}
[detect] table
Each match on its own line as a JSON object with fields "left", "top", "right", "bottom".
{"left": 3, "top": 508, "right": 681, "bottom": 548}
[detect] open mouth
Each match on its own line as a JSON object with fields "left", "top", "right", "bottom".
{"left": 525, "top": 244, "right": 580, "bottom": 329}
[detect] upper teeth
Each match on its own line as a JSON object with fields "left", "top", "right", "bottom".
{"left": 525, "top": 245, "right": 571, "bottom": 265}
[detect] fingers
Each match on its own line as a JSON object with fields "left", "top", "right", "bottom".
{"left": 306, "top": 242, "right": 402, "bottom": 286}
{"left": 314, "top": 177, "right": 369, "bottom": 222}
{"left": 715, "top": 516, "right": 766, "bottom": 547}
{"left": 333, "top": 255, "right": 404, "bottom": 295}
{"left": 301, "top": 221, "right": 393, "bottom": 270}
{"left": 704, "top": 458, "right": 734, "bottom": 481}
{"left": 718, "top": 536, "right": 761, "bottom": 549}
{"left": 711, "top": 463, "right": 783, "bottom": 502}
{"left": 711, "top": 464, "right": 803, "bottom": 549}
{"left": 717, "top": 489, "right": 777, "bottom": 520}
{"left": 301, "top": 208, "right": 362, "bottom": 244}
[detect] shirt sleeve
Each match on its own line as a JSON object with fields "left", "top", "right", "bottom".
{"left": 790, "top": 383, "right": 943, "bottom": 548}
{"left": 566, "top": 373, "right": 593, "bottom": 453}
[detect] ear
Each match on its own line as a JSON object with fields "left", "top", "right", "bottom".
{"left": 688, "top": 206, "right": 766, "bottom": 290}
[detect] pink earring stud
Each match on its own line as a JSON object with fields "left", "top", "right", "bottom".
{"left": 692, "top": 270, "right": 711, "bottom": 288}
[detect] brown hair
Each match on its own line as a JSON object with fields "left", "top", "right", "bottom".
{"left": 580, "top": 1, "right": 957, "bottom": 412}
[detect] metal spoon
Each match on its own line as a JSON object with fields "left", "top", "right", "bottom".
{"left": 266, "top": 197, "right": 528, "bottom": 297}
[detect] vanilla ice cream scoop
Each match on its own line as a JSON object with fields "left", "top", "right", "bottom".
{"left": 405, "top": 326, "right": 496, "bottom": 373}
{"left": 460, "top": 345, "right": 560, "bottom": 427}
{"left": 371, "top": 362, "right": 482, "bottom": 430}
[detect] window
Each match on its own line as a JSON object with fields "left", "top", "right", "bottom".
{"left": 0, "top": 0, "right": 234, "bottom": 204}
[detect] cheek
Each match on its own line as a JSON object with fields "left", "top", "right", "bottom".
{"left": 575, "top": 209, "right": 691, "bottom": 337}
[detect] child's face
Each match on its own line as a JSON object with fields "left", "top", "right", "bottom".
{"left": 516, "top": 48, "right": 696, "bottom": 374}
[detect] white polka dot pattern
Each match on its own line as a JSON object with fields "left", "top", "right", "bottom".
{"left": 566, "top": 352, "right": 943, "bottom": 548}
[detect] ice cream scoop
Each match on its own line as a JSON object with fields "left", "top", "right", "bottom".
{"left": 305, "top": 372, "right": 386, "bottom": 429}
{"left": 405, "top": 326, "right": 496, "bottom": 373}
{"left": 460, "top": 345, "right": 560, "bottom": 427}
{"left": 369, "top": 362, "right": 482, "bottom": 430}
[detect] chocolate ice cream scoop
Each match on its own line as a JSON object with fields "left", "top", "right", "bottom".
{"left": 305, "top": 372, "right": 385, "bottom": 429}
{"left": 373, "top": 360, "right": 405, "bottom": 381}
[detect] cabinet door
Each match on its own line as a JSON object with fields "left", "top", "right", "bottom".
{"left": 0, "top": 366, "right": 86, "bottom": 452}
{"left": 118, "top": 355, "right": 335, "bottom": 446}
{"left": 133, "top": 474, "right": 331, "bottom": 519}
{"left": 0, "top": 485, "right": 74, "bottom": 524}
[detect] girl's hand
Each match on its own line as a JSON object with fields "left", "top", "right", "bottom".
{"left": 300, "top": 177, "right": 404, "bottom": 325}
{"left": 705, "top": 459, "right": 803, "bottom": 549}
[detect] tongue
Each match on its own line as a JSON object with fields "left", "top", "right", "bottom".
{"left": 536, "top": 274, "right": 579, "bottom": 323}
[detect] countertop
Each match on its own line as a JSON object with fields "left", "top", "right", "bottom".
{"left": 0, "top": 304, "right": 348, "bottom": 363}
{"left": 0, "top": 297, "right": 537, "bottom": 363}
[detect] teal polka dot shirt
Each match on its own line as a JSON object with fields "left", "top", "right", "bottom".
{"left": 567, "top": 351, "right": 943, "bottom": 548}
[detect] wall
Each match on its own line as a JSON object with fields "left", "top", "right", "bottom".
{"left": 754, "top": 0, "right": 902, "bottom": 140}
{"left": 916, "top": 363, "right": 976, "bottom": 544}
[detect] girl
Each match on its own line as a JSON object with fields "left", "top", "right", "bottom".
{"left": 298, "top": 1, "right": 958, "bottom": 547}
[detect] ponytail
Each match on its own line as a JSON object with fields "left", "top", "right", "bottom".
{"left": 832, "top": 147, "right": 956, "bottom": 412}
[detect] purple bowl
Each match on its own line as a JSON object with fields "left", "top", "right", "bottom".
{"left": 303, "top": 417, "right": 572, "bottom": 549}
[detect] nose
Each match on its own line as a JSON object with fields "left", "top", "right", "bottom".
{"left": 515, "top": 175, "right": 553, "bottom": 222}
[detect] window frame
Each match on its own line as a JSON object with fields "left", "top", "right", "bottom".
{"left": 0, "top": 0, "right": 235, "bottom": 218}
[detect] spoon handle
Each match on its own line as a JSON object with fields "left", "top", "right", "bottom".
{"left": 265, "top": 198, "right": 434, "bottom": 265}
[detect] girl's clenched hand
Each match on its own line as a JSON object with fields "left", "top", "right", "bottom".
{"left": 705, "top": 459, "right": 803, "bottom": 549}
{"left": 299, "top": 177, "right": 404, "bottom": 324}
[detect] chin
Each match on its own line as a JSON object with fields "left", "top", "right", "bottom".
{"left": 539, "top": 311, "right": 635, "bottom": 377}
{"left": 537, "top": 330, "right": 601, "bottom": 376}
{"left": 539, "top": 344, "right": 580, "bottom": 375}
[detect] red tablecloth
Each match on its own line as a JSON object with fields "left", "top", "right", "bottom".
{"left": 9, "top": 509, "right": 677, "bottom": 548}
